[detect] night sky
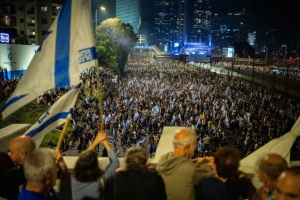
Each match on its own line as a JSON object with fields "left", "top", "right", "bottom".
{"left": 211, "top": 0, "right": 300, "bottom": 45}
{"left": 140, "top": 0, "right": 300, "bottom": 48}
{"left": 57, "top": 0, "right": 299, "bottom": 49}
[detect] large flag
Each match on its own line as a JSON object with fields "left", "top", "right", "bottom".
{"left": 1, "top": 0, "right": 97, "bottom": 119}
{"left": 23, "top": 82, "right": 81, "bottom": 148}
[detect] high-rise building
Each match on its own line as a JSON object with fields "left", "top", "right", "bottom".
{"left": 116, "top": 0, "right": 140, "bottom": 34}
{"left": 137, "top": 34, "right": 147, "bottom": 46}
{"left": 211, "top": 8, "right": 253, "bottom": 49}
{"left": 153, "top": 0, "right": 213, "bottom": 53}
{"left": 153, "top": 0, "right": 179, "bottom": 51}
{"left": 189, "top": 0, "right": 212, "bottom": 43}
{"left": 265, "top": 28, "right": 278, "bottom": 54}
{"left": 177, "top": 0, "right": 188, "bottom": 45}
{"left": 0, "top": 0, "right": 62, "bottom": 45}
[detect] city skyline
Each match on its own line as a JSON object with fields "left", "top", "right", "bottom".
{"left": 140, "top": 0, "right": 300, "bottom": 50}
{"left": 213, "top": 0, "right": 300, "bottom": 48}
{"left": 77, "top": 0, "right": 300, "bottom": 50}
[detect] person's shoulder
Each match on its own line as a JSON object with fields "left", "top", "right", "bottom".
{"left": 146, "top": 168, "right": 162, "bottom": 176}
{"left": 5, "top": 165, "right": 24, "bottom": 179}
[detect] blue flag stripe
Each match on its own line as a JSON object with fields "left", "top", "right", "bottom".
{"left": 55, "top": 0, "right": 72, "bottom": 88}
{"left": 90, "top": 47, "right": 97, "bottom": 60}
{"left": 1, "top": 94, "right": 27, "bottom": 113}
{"left": 25, "top": 111, "right": 70, "bottom": 138}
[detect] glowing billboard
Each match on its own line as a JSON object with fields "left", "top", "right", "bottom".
{"left": 1, "top": 33, "right": 9, "bottom": 43}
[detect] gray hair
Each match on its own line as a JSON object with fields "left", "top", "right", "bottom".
{"left": 173, "top": 127, "right": 196, "bottom": 148}
{"left": 23, "top": 148, "right": 55, "bottom": 183}
{"left": 125, "top": 146, "right": 148, "bottom": 172}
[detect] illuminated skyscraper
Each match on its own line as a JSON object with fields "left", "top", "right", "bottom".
{"left": 190, "top": 0, "right": 212, "bottom": 43}
{"left": 211, "top": 8, "right": 253, "bottom": 49}
{"left": 0, "top": 0, "right": 62, "bottom": 45}
{"left": 153, "top": 0, "right": 184, "bottom": 51}
{"left": 153, "top": 0, "right": 212, "bottom": 51}
{"left": 116, "top": 0, "right": 141, "bottom": 34}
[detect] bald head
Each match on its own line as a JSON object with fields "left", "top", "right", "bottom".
{"left": 264, "top": 154, "right": 287, "bottom": 164}
{"left": 9, "top": 136, "right": 36, "bottom": 165}
{"left": 259, "top": 153, "right": 288, "bottom": 179}
{"left": 257, "top": 153, "right": 288, "bottom": 189}
{"left": 275, "top": 167, "right": 300, "bottom": 200}
{"left": 173, "top": 127, "right": 196, "bottom": 157}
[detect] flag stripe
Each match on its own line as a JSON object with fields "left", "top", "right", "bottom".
{"left": 25, "top": 111, "right": 70, "bottom": 138}
{"left": 23, "top": 82, "right": 81, "bottom": 147}
{"left": 55, "top": 0, "right": 72, "bottom": 88}
{"left": 1, "top": 94, "right": 27, "bottom": 113}
{"left": 1, "top": 0, "right": 97, "bottom": 119}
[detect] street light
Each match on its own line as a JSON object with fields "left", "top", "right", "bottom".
{"left": 265, "top": 46, "right": 268, "bottom": 67}
{"left": 95, "top": 6, "right": 106, "bottom": 32}
{"left": 282, "top": 44, "right": 287, "bottom": 65}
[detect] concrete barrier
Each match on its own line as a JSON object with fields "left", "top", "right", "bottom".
{"left": 0, "top": 124, "right": 31, "bottom": 152}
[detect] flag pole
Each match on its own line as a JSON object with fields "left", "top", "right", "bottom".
{"left": 56, "top": 116, "right": 71, "bottom": 151}
{"left": 97, "top": 72, "right": 105, "bottom": 132}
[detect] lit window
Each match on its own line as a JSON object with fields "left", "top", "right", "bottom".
{"left": 41, "top": 6, "right": 47, "bottom": 12}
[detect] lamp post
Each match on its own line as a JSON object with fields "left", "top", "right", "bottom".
{"left": 283, "top": 45, "right": 287, "bottom": 65}
{"left": 285, "top": 61, "right": 289, "bottom": 94}
{"left": 95, "top": 6, "right": 106, "bottom": 33}
{"left": 265, "top": 46, "right": 268, "bottom": 67}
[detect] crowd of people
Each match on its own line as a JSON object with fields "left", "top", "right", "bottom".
{"left": 68, "top": 51, "right": 299, "bottom": 158}
{"left": 1, "top": 52, "right": 300, "bottom": 159}
{"left": 1, "top": 127, "right": 300, "bottom": 200}
{"left": 0, "top": 51, "right": 300, "bottom": 199}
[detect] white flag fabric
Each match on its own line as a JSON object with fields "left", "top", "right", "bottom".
{"left": 23, "top": 82, "right": 81, "bottom": 148}
{"left": 1, "top": 0, "right": 97, "bottom": 119}
{"left": 133, "top": 112, "right": 140, "bottom": 121}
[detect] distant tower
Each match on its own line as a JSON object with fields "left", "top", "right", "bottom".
{"left": 153, "top": 0, "right": 178, "bottom": 49}
{"left": 190, "top": 0, "right": 212, "bottom": 43}
{"left": 177, "top": 0, "right": 188, "bottom": 46}
{"left": 211, "top": 8, "right": 252, "bottom": 49}
{"left": 116, "top": 0, "right": 141, "bottom": 34}
{"left": 154, "top": 0, "right": 190, "bottom": 50}
{"left": 265, "top": 28, "right": 278, "bottom": 54}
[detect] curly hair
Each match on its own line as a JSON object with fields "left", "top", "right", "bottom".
{"left": 125, "top": 146, "right": 148, "bottom": 172}
{"left": 74, "top": 150, "right": 102, "bottom": 182}
{"left": 214, "top": 146, "right": 241, "bottom": 178}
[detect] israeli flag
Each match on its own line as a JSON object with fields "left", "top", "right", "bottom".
{"left": 212, "top": 107, "right": 216, "bottom": 118}
{"left": 1, "top": 0, "right": 97, "bottom": 119}
{"left": 152, "top": 105, "right": 160, "bottom": 116}
{"left": 24, "top": 82, "right": 81, "bottom": 148}
{"left": 125, "top": 119, "right": 131, "bottom": 128}
{"left": 172, "top": 115, "right": 177, "bottom": 124}
{"left": 224, "top": 116, "right": 230, "bottom": 128}
{"left": 140, "top": 117, "right": 145, "bottom": 123}
{"left": 103, "top": 113, "right": 112, "bottom": 122}
{"left": 133, "top": 112, "right": 140, "bottom": 121}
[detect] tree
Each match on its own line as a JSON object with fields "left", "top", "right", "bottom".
{"left": 96, "top": 40, "right": 119, "bottom": 74}
{"left": 95, "top": 18, "right": 137, "bottom": 75}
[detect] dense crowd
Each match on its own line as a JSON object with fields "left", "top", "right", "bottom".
{"left": 1, "top": 127, "right": 300, "bottom": 200}
{"left": 1, "top": 52, "right": 300, "bottom": 159}
{"left": 1, "top": 52, "right": 300, "bottom": 200}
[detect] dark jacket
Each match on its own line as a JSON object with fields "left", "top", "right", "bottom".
{"left": 114, "top": 168, "right": 166, "bottom": 200}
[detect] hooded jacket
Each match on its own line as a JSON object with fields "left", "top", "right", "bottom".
{"left": 156, "top": 152, "right": 215, "bottom": 200}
